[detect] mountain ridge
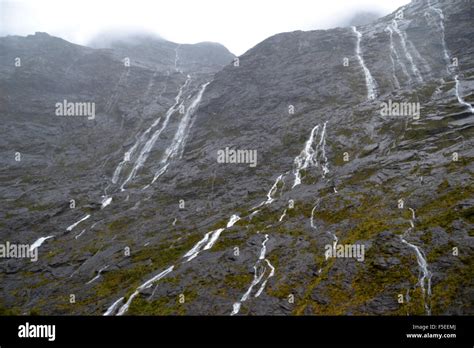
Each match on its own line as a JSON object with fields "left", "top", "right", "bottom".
{"left": 0, "top": 0, "right": 473, "bottom": 316}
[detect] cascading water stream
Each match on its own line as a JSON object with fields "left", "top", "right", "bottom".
{"left": 114, "top": 266, "right": 175, "bottom": 316}
{"left": 293, "top": 121, "right": 329, "bottom": 188}
{"left": 265, "top": 174, "right": 284, "bottom": 205}
{"left": 424, "top": 2, "right": 472, "bottom": 113}
{"left": 103, "top": 297, "right": 124, "bottom": 316}
{"left": 400, "top": 207, "right": 432, "bottom": 315}
{"left": 454, "top": 75, "right": 474, "bottom": 114}
{"left": 29, "top": 236, "right": 54, "bottom": 252}
{"left": 86, "top": 265, "right": 109, "bottom": 285}
{"left": 148, "top": 81, "right": 211, "bottom": 186}
{"left": 66, "top": 214, "right": 90, "bottom": 232}
{"left": 390, "top": 10, "right": 424, "bottom": 83}
{"left": 385, "top": 26, "right": 401, "bottom": 89}
{"left": 352, "top": 26, "right": 377, "bottom": 100}
{"left": 119, "top": 76, "right": 192, "bottom": 191}
{"left": 106, "top": 113, "right": 332, "bottom": 316}
{"left": 230, "top": 234, "right": 275, "bottom": 315}
{"left": 105, "top": 214, "right": 240, "bottom": 315}
{"left": 101, "top": 196, "right": 112, "bottom": 209}
{"left": 426, "top": 0, "right": 450, "bottom": 66}
{"left": 183, "top": 215, "right": 240, "bottom": 262}
{"left": 278, "top": 209, "right": 287, "bottom": 222}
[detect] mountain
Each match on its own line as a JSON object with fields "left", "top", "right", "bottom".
{"left": 0, "top": 0, "right": 473, "bottom": 316}
{"left": 89, "top": 32, "right": 235, "bottom": 73}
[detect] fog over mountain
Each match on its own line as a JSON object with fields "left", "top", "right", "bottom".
{"left": 0, "top": 0, "right": 473, "bottom": 319}
{"left": 343, "top": 11, "right": 383, "bottom": 26}
{"left": 0, "top": 0, "right": 409, "bottom": 55}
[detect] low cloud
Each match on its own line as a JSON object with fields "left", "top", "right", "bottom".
{"left": 0, "top": 0, "right": 410, "bottom": 55}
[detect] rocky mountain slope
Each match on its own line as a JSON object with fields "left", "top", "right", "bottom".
{"left": 0, "top": 0, "right": 472, "bottom": 316}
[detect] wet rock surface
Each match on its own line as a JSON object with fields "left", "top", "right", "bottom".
{"left": 0, "top": 0, "right": 473, "bottom": 315}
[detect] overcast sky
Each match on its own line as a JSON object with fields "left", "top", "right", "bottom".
{"left": 0, "top": 0, "right": 410, "bottom": 55}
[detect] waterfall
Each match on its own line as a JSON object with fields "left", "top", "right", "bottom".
{"left": 66, "top": 214, "right": 90, "bottom": 232}
{"left": 454, "top": 75, "right": 474, "bottom": 113}
{"left": 352, "top": 26, "right": 377, "bottom": 100}
{"left": 119, "top": 76, "right": 192, "bottom": 191}
{"left": 385, "top": 26, "right": 401, "bottom": 89}
{"left": 230, "top": 234, "right": 275, "bottom": 315}
{"left": 265, "top": 174, "right": 285, "bottom": 205}
{"left": 401, "top": 207, "right": 432, "bottom": 315}
{"left": 183, "top": 215, "right": 240, "bottom": 262}
{"left": 114, "top": 266, "right": 175, "bottom": 316}
{"left": 148, "top": 81, "right": 211, "bottom": 186}
{"left": 29, "top": 236, "right": 54, "bottom": 252}
{"left": 293, "top": 121, "right": 329, "bottom": 188}
{"left": 391, "top": 10, "right": 424, "bottom": 83}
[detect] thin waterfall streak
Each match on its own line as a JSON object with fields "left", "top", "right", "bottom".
{"left": 352, "top": 26, "right": 377, "bottom": 100}
{"left": 454, "top": 75, "right": 474, "bottom": 113}
{"left": 385, "top": 26, "right": 401, "bottom": 89}
{"left": 120, "top": 76, "right": 192, "bottom": 191}
{"left": 391, "top": 11, "right": 423, "bottom": 83}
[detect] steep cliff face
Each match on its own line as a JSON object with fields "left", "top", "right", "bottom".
{"left": 0, "top": 32, "right": 233, "bottom": 313}
{"left": 89, "top": 34, "right": 235, "bottom": 73}
{"left": 0, "top": 0, "right": 473, "bottom": 316}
